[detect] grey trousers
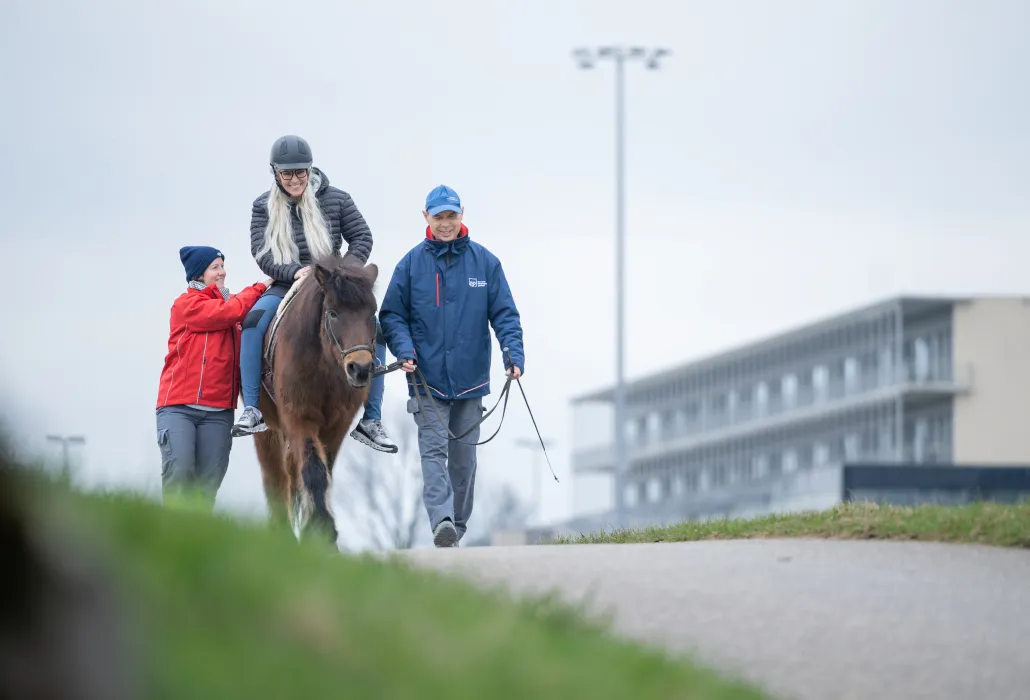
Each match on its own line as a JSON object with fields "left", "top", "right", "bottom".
{"left": 408, "top": 394, "right": 485, "bottom": 541}
{"left": 156, "top": 405, "right": 233, "bottom": 509}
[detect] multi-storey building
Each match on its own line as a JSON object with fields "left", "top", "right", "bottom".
{"left": 567, "top": 295, "right": 1030, "bottom": 526}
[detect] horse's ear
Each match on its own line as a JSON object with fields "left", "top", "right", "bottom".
{"left": 366, "top": 263, "right": 379, "bottom": 285}
{"left": 313, "top": 263, "right": 329, "bottom": 289}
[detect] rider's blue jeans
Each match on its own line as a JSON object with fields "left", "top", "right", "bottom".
{"left": 240, "top": 294, "right": 281, "bottom": 409}
{"left": 363, "top": 343, "right": 386, "bottom": 422}
{"left": 240, "top": 293, "right": 385, "bottom": 422}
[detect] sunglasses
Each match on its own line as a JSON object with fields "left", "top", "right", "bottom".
{"left": 277, "top": 168, "right": 309, "bottom": 181}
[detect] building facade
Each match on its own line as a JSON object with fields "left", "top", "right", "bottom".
{"left": 568, "top": 295, "right": 1030, "bottom": 525}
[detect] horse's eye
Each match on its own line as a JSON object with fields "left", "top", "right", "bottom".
{"left": 327, "top": 310, "right": 338, "bottom": 321}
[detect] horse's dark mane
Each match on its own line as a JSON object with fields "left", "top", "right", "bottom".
{"left": 277, "top": 255, "right": 377, "bottom": 360}
{"left": 325, "top": 263, "right": 377, "bottom": 312}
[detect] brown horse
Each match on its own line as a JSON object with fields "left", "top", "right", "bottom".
{"left": 252, "top": 254, "right": 379, "bottom": 546}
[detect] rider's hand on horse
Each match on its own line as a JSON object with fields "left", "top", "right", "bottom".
{"left": 295, "top": 266, "right": 312, "bottom": 280}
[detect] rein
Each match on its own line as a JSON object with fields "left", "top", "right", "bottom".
{"left": 376, "top": 347, "right": 558, "bottom": 483}
{"left": 316, "top": 298, "right": 557, "bottom": 483}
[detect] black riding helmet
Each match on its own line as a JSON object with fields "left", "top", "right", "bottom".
{"left": 269, "top": 134, "right": 313, "bottom": 172}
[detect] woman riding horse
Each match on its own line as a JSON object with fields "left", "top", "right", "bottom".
{"left": 233, "top": 134, "right": 397, "bottom": 454}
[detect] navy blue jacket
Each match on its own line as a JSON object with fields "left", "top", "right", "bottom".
{"left": 380, "top": 226, "right": 525, "bottom": 401}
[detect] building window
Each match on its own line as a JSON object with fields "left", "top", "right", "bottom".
{"left": 844, "top": 433, "right": 860, "bottom": 461}
{"left": 661, "top": 410, "right": 676, "bottom": 439}
{"left": 782, "top": 374, "right": 798, "bottom": 408}
{"left": 879, "top": 346, "right": 894, "bottom": 386}
{"left": 860, "top": 352, "right": 877, "bottom": 391}
{"left": 713, "top": 393, "right": 728, "bottom": 412}
{"left": 752, "top": 453, "right": 769, "bottom": 479}
{"left": 624, "top": 484, "right": 638, "bottom": 508}
{"left": 813, "top": 441, "right": 830, "bottom": 466}
{"left": 646, "top": 412, "right": 661, "bottom": 443}
{"left": 844, "top": 357, "right": 860, "bottom": 393}
{"left": 737, "top": 389, "right": 753, "bottom": 420}
{"left": 733, "top": 461, "right": 751, "bottom": 483}
{"left": 646, "top": 475, "right": 663, "bottom": 502}
{"left": 878, "top": 424, "right": 894, "bottom": 458}
{"left": 913, "top": 338, "right": 930, "bottom": 382}
{"left": 685, "top": 469, "right": 699, "bottom": 493}
{"left": 684, "top": 401, "right": 701, "bottom": 432}
{"left": 754, "top": 382, "right": 768, "bottom": 415}
{"left": 783, "top": 449, "right": 798, "bottom": 474}
{"left": 812, "top": 365, "right": 828, "bottom": 401}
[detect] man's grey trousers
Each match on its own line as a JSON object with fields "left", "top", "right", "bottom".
{"left": 408, "top": 395, "right": 485, "bottom": 541}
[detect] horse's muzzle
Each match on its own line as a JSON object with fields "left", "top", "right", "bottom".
{"left": 345, "top": 360, "right": 373, "bottom": 387}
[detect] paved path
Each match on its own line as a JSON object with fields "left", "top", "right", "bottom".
{"left": 398, "top": 539, "right": 1030, "bottom": 700}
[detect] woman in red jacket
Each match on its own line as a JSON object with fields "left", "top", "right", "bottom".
{"left": 155, "top": 245, "right": 272, "bottom": 509}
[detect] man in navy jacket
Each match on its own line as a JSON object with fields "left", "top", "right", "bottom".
{"left": 380, "top": 185, "right": 525, "bottom": 547}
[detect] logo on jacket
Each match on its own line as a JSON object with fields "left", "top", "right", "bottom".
{"left": 468, "top": 278, "right": 487, "bottom": 288}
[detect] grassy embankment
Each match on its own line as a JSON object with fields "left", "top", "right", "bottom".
{"left": 553, "top": 500, "right": 1030, "bottom": 547}
{"left": 12, "top": 475, "right": 769, "bottom": 700}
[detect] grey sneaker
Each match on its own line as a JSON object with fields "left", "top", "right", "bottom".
{"left": 231, "top": 406, "right": 267, "bottom": 437}
{"left": 350, "top": 419, "right": 398, "bottom": 453}
{"left": 433, "top": 518, "right": 458, "bottom": 548}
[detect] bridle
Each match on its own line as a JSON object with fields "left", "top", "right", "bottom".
{"left": 322, "top": 309, "right": 376, "bottom": 366}
{"left": 320, "top": 305, "right": 411, "bottom": 378}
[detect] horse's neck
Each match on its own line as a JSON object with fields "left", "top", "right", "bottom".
{"left": 276, "top": 290, "right": 332, "bottom": 374}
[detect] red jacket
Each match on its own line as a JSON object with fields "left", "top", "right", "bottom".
{"left": 156, "top": 282, "right": 267, "bottom": 410}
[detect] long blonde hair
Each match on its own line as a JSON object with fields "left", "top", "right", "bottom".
{"left": 255, "top": 170, "right": 334, "bottom": 265}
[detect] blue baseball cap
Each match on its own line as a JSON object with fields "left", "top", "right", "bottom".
{"left": 425, "top": 184, "right": 462, "bottom": 216}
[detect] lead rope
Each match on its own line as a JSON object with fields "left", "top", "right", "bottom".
{"left": 379, "top": 347, "right": 559, "bottom": 483}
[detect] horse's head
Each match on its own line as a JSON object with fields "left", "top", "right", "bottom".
{"left": 312, "top": 257, "right": 380, "bottom": 389}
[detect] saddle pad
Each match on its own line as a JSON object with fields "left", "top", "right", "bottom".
{"left": 277, "top": 276, "right": 307, "bottom": 319}
{"left": 261, "top": 276, "right": 308, "bottom": 402}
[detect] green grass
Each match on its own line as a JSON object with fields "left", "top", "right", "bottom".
{"left": 552, "top": 500, "right": 1030, "bottom": 547}
{"left": 21, "top": 479, "right": 769, "bottom": 700}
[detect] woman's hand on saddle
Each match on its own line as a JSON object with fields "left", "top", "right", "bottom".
{"left": 295, "top": 266, "right": 312, "bottom": 281}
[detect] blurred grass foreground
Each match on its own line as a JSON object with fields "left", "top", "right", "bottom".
{"left": 0, "top": 435, "right": 767, "bottom": 700}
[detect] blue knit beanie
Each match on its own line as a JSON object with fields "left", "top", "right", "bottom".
{"left": 179, "top": 246, "right": 225, "bottom": 282}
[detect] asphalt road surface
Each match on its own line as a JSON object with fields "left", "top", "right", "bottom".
{"left": 398, "top": 539, "right": 1030, "bottom": 700}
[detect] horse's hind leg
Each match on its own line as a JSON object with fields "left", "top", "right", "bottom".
{"left": 291, "top": 434, "right": 337, "bottom": 547}
{"left": 254, "top": 430, "right": 291, "bottom": 532}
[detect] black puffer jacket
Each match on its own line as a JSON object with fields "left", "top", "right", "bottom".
{"left": 249, "top": 168, "right": 373, "bottom": 289}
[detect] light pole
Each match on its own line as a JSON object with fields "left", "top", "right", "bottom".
{"left": 571, "top": 45, "right": 670, "bottom": 527}
{"left": 515, "top": 436, "right": 554, "bottom": 526}
{"left": 45, "top": 433, "right": 86, "bottom": 480}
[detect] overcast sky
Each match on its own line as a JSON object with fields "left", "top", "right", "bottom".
{"left": 1, "top": 0, "right": 1027, "bottom": 536}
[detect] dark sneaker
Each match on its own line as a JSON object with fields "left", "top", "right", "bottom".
{"left": 350, "top": 419, "right": 398, "bottom": 453}
{"left": 231, "top": 406, "right": 267, "bottom": 437}
{"left": 433, "top": 518, "right": 458, "bottom": 548}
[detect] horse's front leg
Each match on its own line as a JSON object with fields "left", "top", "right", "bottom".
{"left": 291, "top": 434, "right": 337, "bottom": 547}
